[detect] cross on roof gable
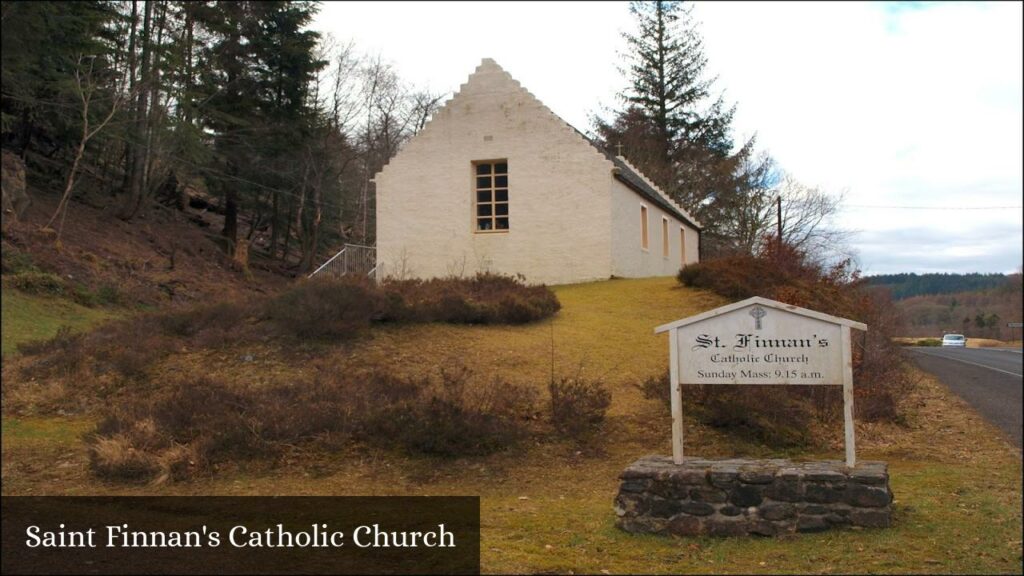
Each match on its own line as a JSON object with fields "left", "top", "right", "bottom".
{"left": 653, "top": 296, "right": 868, "bottom": 334}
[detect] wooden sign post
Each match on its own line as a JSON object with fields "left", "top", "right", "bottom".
{"left": 655, "top": 297, "right": 867, "bottom": 467}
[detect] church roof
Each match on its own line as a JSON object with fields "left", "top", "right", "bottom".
{"left": 594, "top": 143, "right": 702, "bottom": 231}
{"left": 568, "top": 124, "right": 701, "bottom": 231}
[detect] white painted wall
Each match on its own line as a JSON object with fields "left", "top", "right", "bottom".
{"left": 610, "top": 179, "right": 700, "bottom": 278}
{"left": 375, "top": 59, "right": 614, "bottom": 285}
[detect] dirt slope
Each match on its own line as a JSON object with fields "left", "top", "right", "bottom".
{"left": 2, "top": 191, "right": 289, "bottom": 307}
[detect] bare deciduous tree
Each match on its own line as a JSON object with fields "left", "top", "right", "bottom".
{"left": 775, "top": 172, "right": 850, "bottom": 262}
{"left": 44, "top": 55, "right": 129, "bottom": 246}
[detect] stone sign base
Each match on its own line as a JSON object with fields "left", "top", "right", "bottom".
{"left": 614, "top": 456, "right": 892, "bottom": 537}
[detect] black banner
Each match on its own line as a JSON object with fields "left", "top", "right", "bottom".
{"left": 1, "top": 496, "right": 480, "bottom": 575}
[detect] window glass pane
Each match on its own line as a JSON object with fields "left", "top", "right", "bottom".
{"left": 476, "top": 164, "right": 491, "bottom": 175}
{"left": 495, "top": 189, "right": 508, "bottom": 202}
{"left": 477, "top": 218, "right": 492, "bottom": 230}
{"left": 477, "top": 204, "right": 492, "bottom": 216}
{"left": 476, "top": 176, "right": 491, "bottom": 189}
{"left": 495, "top": 175, "right": 508, "bottom": 187}
{"left": 495, "top": 217, "right": 509, "bottom": 230}
{"left": 495, "top": 203, "right": 508, "bottom": 216}
{"left": 495, "top": 162, "right": 507, "bottom": 174}
{"left": 477, "top": 190, "right": 492, "bottom": 203}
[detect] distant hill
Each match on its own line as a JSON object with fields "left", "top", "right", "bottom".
{"left": 880, "top": 274, "right": 1023, "bottom": 340}
{"left": 866, "top": 273, "right": 1009, "bottom": 300}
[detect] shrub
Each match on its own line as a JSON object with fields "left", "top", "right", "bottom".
{"left": 88, "top": 434, "right": 163, "bottom": 482}
{"left": 638, "top": 371, "right": 671, "bottom": 408}
{"left": 263, "top": 278, "right": 382, "bottom": 340}
{"left": 916, "top": 338, "right": 941, "bottom": 347}
{"left": 1, "top": 249, "right": 38, "bottom": 275}
{"left": 372, "top": 366, "right": 536, "bottom": 457}
{"left": 668, "top": 240, "right": 914, "bottom": 442}
{"left": 548, "top": 375, "right": 612, "bottom": 439}
{"left": 96, "top": 284, "right": 124, "bottom": 306}
{"left": 15, "top": 326, "right": 89, "bottom": 382}
{"left": 86, "top": 365, "right": 537, "bottom": 482}
{"left": 686, "top": 385, "right": 825, "bottom": 447}
{"left": 7, "top": 271, "right": 67, "bottom": 296}
{"left": 638, "top": 369, "right": 822, "bottom": 447}
{"left": 156, "top": 301, "right": 252, "bottom": 338}
{"left": 89, "top": 319, "right": 179, "bottom": 381}
{"left": 380, "top": 273, "right": 560, "bottom": 325}
{"left": 70, "top": 284, "right": 100, "bottom": 307}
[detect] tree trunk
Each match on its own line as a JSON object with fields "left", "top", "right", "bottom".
{"left": 223, "top": 186, "right": 238, "bottom": 256}
{"left": 270, "top": 190, "right": 279, "bottom": 258}
{"left": 121, "top": 0, "right": 152, "bottom": 219}
{"left": 141, "top": 0, "right": 168, "bottom": 210}
{"left": 120, "top": 0, "right": 139, "bottom": 197}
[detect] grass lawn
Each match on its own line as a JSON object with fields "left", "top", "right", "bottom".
{"left": 1, "top": 288, "right": 116, "bottom": 356}
{"left": 2, "top": 278, "right": 1021, "bottom": 573}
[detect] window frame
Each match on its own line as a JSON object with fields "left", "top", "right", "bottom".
{"left": 662, "top": 216, "right": 670, "bottom": 258}
{"left": 680, "top": 226, "right": 687, "bottom": 265}
{"left": 640, "top": 204, "right": 649, "bottom": 250}
{"left": 472, "top": 159, "right": 509, "bottom": 234}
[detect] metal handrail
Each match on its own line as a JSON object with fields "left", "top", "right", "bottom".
{"left": 309, "top": 244, "right": 377, "bottom": 280}
{"left": 308, "top": 247, "right": 347, "bottom": 278}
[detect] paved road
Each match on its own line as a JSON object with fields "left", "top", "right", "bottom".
{"left": 908, "top": 346, "right": 1022, "bottom": 449}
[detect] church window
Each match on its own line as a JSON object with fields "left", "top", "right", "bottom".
{"left": 474, "top": 161, "right": 509, "bottom": 232}
{"left": 640, "top": 205, "right": 649, "bottom": 249}
{"left": 662, "top": 217, "right": 670, "bottom": 257}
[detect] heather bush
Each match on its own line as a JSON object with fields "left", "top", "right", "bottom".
{"left": 156, "top": 300, "right": 252, "bottom": 338}
{"left": 89, "top": 318, "right": 179, "bottom": 381}
{"left": 1, "top": 249, "right": 38, "bottom": 274}
{"left": 264, "top": 277, "right": 382, "bottom": 340}
{"left": 87, "top": 365, "right": 537, "bottom": 482}
{"left": 638, "top": 371, "right": 671, "bottom": 408}
{"left": 6, "top": 271, "right": 67, "bottom": 296}
{"left": 548, "top": 375, "right": 612, "bottom": 439}
{"left": 372, "top": 366, "right": 536, "bottom": 457}
{"left": 380, "top": 273, "right": 560, "bottom": 325}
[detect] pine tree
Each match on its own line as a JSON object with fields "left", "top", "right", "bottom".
{"left": 596, "top": 0, "right": 767, "bottom": 256}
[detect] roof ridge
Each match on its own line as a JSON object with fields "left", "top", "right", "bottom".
{"left": 613, "top": 155, "right": 701, "bottom": 228}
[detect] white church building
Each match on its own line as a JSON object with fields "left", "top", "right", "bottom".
{"left": 374, "top": 58, "right": 701, "bottom": 285}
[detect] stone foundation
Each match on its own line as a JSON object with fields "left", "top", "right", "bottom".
{"left": 614, "top": 456, "right": 892, "bottom": 537}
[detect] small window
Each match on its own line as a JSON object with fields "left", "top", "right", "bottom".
{"left": 680, "top": 226, "right": 686, "bottom": 265}
{"left": 640, "top": 205, "right": 649, "bottom": 249}
{"left": 474, "top": 161, "right": 509, "bottom": 232}
{"left": 662, "top": 217, "right": 670, "bottom": 257}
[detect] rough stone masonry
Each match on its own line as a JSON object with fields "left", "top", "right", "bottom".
{"left": 614, "top": 456, "right": 892, "bottom": 537}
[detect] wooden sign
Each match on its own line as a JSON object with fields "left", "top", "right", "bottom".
{"left": 655, "top": 297, "right": 867, "bottom": 467}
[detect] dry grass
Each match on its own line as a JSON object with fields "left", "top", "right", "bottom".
{"left": 966, "top": 338, "right": 1023, "bottom": 349}
{"left": 2, "top": 277, "right": 1021, "bottom": 573}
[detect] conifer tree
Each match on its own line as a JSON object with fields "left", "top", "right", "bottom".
{"left": 596, "top": 0, "right": 767, "bottom": 256}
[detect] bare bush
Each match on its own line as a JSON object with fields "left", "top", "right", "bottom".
{"left": 86, "top": 365, "right": 537, "bottom": 482}
{"left": 548, "top": 375, "right": 612, "bottom": 440}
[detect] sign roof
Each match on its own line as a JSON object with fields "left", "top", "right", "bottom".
{"left": 654, "top": 296, "right": 868, "bottom": 334}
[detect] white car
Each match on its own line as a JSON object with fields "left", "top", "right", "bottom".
{"left": 941, "top": 334, "right": 967, "bottom": 347}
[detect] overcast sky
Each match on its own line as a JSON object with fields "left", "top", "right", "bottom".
{"left": 313, "top": 1, "right": 1023, "bottom": 275}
